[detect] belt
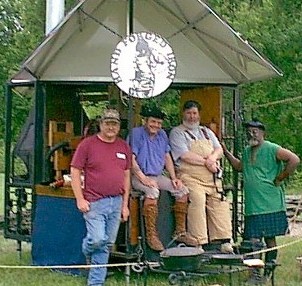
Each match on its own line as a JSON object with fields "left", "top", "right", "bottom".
{"left": 100, "top": 194, "right": 121, "bottom": 199}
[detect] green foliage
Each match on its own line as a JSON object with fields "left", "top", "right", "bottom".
{"left": 82, "top": 100, "right": 108, "bottom": 120}
{"left": 0, "top": 0, "right": 45, "bottom": 78}
{"left": 139, "top": 90, "right": 181, "bottom": 128}
{"left": 65, "top": 0, "right": 78, "bottom": 11}
{"left": 208, "top": 0, "right": 302, "bottom": 158}
{"left": 0, "top": 141, "right": 4, "bottom": 174}
{"left": 0, "top": 0, "right": 44, "bottom": 138}
{"left": 0, "top": 233, "right": 302, "bottom": 285}
{"left": 1, "top": 0, "right": 302, "bottom": 161}
{"left": 287, "top": 171, "right": 302, "bottom": 195}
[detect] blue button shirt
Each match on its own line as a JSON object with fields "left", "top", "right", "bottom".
{"left": 128, "top": 126, "right": 170, "bottom": 176}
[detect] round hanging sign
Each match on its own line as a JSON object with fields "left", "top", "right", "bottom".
{"left": 110, "top": 32, "right": 177, "bottom": 98}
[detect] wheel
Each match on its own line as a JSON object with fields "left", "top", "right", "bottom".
{"left": 168, "top": 273, "right": 178, "bottom": 285}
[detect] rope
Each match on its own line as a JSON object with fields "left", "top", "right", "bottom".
{"left": 244, "top": 236, "right": 302, "bottom": 257}
{"left": 79, "top": 8, "right": 123, "bottom": 39}
{"left": 1, "top": 237, "right": 302, "bottom": 269}
{"left": 244, "top": 95, "right": 302, "bottom": 110}
{"left": 0, "top": 261, "right": 159, "bottom": 270}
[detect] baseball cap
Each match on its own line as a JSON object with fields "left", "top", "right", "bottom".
{"left": 100, "top": 109, "right": 120, "bottom": 123}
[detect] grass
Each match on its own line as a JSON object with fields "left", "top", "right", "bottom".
{"left": 0, "top": 173, "right": 3, "bottom": 216}
{"left": 287, "top": 172, "right": 302, "bottom": 196}
{"left": 1, "top": 172, "right": 302, "bottom": 285}
{"left": 0, "top": 234, "right": 302, "bottom": 285}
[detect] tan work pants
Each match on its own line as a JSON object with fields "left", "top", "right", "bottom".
{"left": 179, "top": 139, "right": 232, "bottom": 245}
{"left": 180, "top": 175, "right": 232, "bottom": 244}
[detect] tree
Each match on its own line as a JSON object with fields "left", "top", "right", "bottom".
{"left": 0, "top": 0, "right": 79, "bottom": 172}
{"left": 0, "top": 0, "right": 45, "bottom": 136}
{"left": 1, "top": 0, "right": 302, "bottom": 157}
{"left": 208, "top": 0, "right": 302, "bottom": 156}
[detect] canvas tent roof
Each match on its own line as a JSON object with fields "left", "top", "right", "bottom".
{"left": 11, "top": 0, "right": 282, "bottom": 85}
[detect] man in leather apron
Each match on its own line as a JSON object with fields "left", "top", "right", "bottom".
{"left": 169, "top": 100, "right": 233, "bottom": 252}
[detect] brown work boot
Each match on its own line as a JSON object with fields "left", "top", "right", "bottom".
{"left": 174, "top": 232, "right": 198, "bottom": 247}
{"left": 173, "top": 201, "right": 198, "bottom": 247}
{"left": 143, "top": 204, "right": 164, "bottom": 251}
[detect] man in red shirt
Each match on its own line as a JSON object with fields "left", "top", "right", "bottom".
{"left": 71, "top": 109, "right": 131, "bottom": 286}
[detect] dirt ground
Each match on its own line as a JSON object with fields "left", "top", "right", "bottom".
{"left": 288, "top": 222, "right": 302, "bottom": 237}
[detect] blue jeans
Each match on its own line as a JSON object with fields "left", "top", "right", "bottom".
{"left": 82, "top": 196, "right": 122, "bottom": 286}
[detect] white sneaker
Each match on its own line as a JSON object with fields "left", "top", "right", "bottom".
{"left": 221, "top": 242, "right": 234, "bottom": 253}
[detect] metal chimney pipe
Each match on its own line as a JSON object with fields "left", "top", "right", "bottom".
{"left": 45, "top": 0, "right": 65, "bottom": 35}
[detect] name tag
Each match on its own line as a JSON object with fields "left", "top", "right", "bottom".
{"left": 116, "top": 152, "right": 126, "bottom": 159}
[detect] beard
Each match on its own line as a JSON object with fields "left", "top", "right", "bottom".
{"left": 248, "top": 138, "right": 260, "bottom": 147}
{"left": 182, "top": 120, "right": 200, "bottom": 130}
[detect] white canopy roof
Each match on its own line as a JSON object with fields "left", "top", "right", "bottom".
{"left": 11, "top": 0, "right": 282, "bottom": 85}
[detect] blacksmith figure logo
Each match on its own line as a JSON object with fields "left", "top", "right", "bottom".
{"left": 111, "top": 32, "right": 177, "bottom": 98}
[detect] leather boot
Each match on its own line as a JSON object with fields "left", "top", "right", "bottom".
{"left": 264, "top": 249, "right": 277, "bottom": 278}
{"left": 173, "top": 201, "right": 198, "bottom": 246}
{"left": 143, "top": 204, "right": 164, "bottom": 251}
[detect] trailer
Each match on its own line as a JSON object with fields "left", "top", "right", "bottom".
{"left": 4, "top": 0, "right": 281, "bottom": 279}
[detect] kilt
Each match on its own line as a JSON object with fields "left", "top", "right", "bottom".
{"left": 243, "top": 211, "right": 288, "bottom": 239}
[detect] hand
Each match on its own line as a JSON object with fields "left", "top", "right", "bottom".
{"left": 76, "top": 198, "right": 90, "bottom": 213}
{"left": 141, "top": 176, "right": 158, "bottom": 188}
{"left": 171, "top": 178, "right": 183, "bottom": 189}
{"left": 207, "top": 164, "right": 218, "bottom": 173}
{"left": 274, "top": 178, "right": 282, "bottom": 187}
{"left": 221, "top": 142, "right": 228, "bottom": 153}
{"left": 274, "top": 171, "right": 289, "bottom": 186}
{"left": 206, "top": 156, "right": 216, "bottom": 166}
{"left": 205, "top": 158, "right": 218, "bottom": 173}
{"left": 121, "top": 206, "right": 130, "bottom": 222}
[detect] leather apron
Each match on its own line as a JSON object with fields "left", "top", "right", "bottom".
{"left": 178, "top": 129, "right": 232, "bottom": 245}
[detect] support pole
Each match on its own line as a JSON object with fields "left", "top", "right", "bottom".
{"left": 45, "top": 0, "right": 65, "bottom": 35}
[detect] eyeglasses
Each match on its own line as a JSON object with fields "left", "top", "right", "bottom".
{"left": 102, "top": 121, "right": 120, "bottom": 127}
{"left": 246, "top": 128, "right": 263, "bottom": 136}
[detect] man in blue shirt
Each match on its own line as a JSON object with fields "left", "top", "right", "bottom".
{"left": 129, "top": 104, "right": 197, "bottom": 251}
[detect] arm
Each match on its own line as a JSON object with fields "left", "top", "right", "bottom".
{"left": 181, "top": 144, "right": 223, "bottom": 174}
{"left": 180, "top": 151, "right": 207, "bottom": 166}
{"left": 165, "top": 153, "right": 184, "bottom": 189}
{"left": 171, "top": 127, "right": 221, "bottom": 172}
{"left": 131, "top": 154, "right": 158, "bottom": 188}
{"left": 221, "top": 142, "right": 242, "bottom": 171}
{"left": 121, "top": 169, "right": 131, "bottom": 222}
{"left": 205, "top": 146, "right": 224, "bottom": 173}
{"left": 70, "top": 166, "right": 90, "bottom": 212}
{"left": 170, "top": 127, "right": 206, "bottom": 165}
{"left": 207, "top": 146, "right": 223, "bottom": 163}
{"left": 131, "top": 154, "right": 145, "bottom": 182}
{"left": 274, "top": 147, "right": 300, "bottom": 185}
{"left": 165, "top": 153, "right": 177, "bottom": 179}
{"left": 203, "top": 129, "right": 223, "bottom": 172}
